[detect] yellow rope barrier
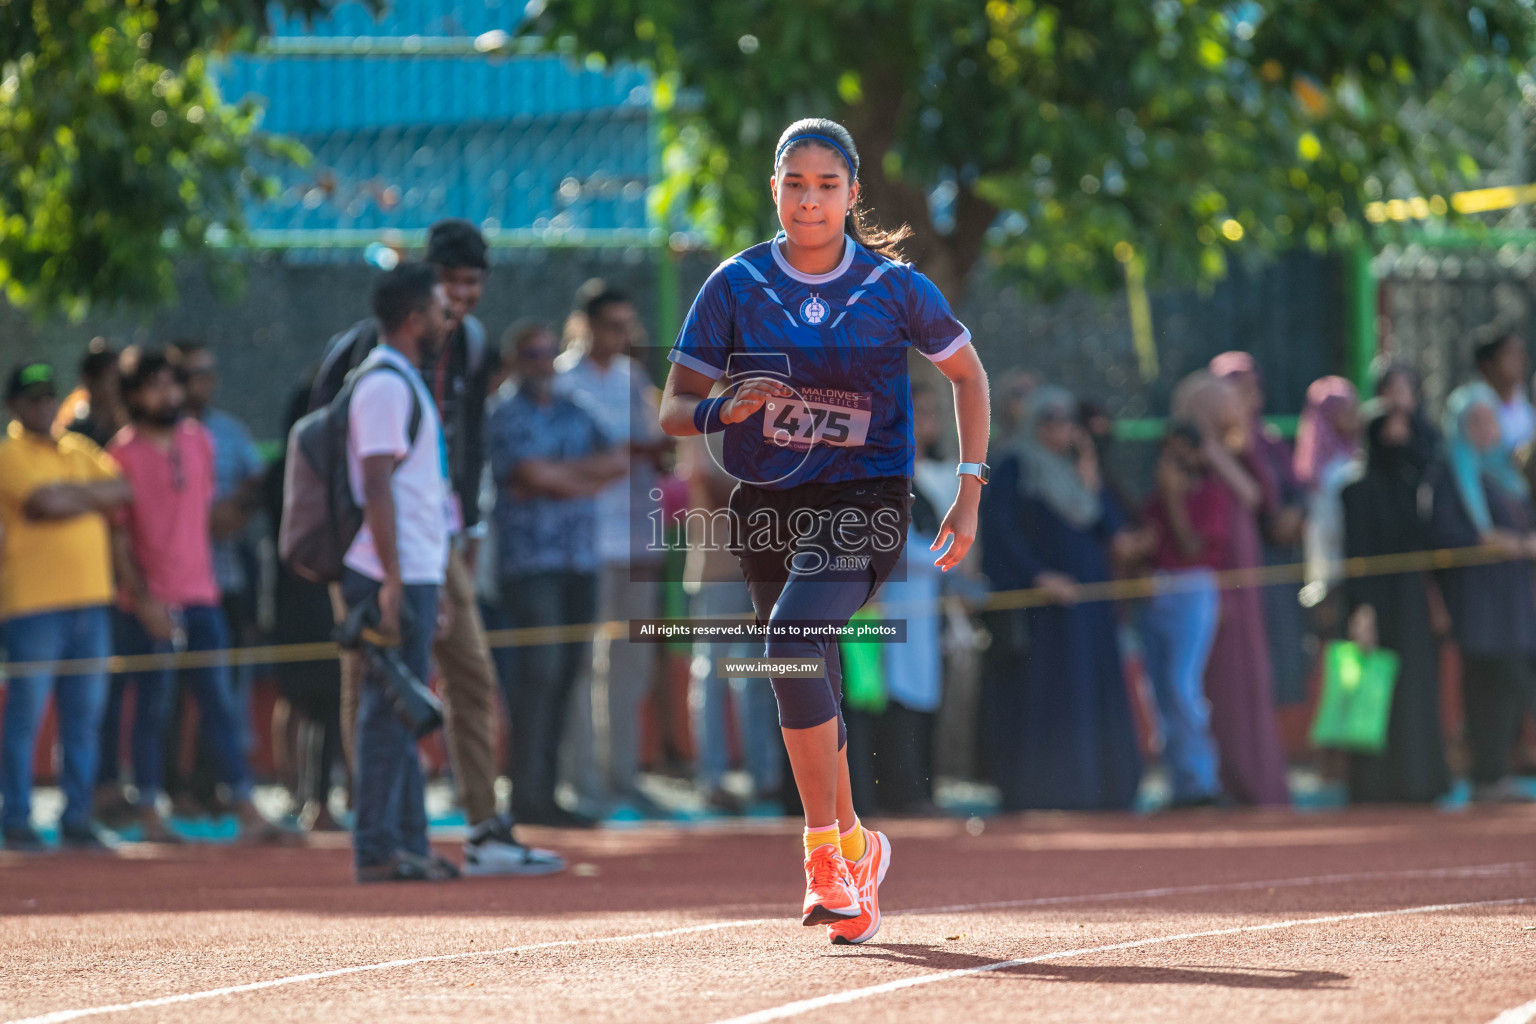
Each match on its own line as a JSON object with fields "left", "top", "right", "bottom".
{"left": 0, "top": 541, "right": 1517, "bottom": 679}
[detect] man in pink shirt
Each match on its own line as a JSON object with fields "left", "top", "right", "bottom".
{"left": 101, "top": 349, "right": 280, "bottom": 843}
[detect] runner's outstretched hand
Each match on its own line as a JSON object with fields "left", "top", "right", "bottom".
{"left": 932, "top": 492, "right": 979, "bottom": 572}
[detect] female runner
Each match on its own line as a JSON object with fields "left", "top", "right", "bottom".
{"left": 659, "top": 117, "right": 991, "bottom": 944}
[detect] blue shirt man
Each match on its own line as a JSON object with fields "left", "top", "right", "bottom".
{"left": 203, "top": 408, "right": 264, "bottom": 593}
{"left": 487, "top": 325, "right": 626, "bottom": 827}
{"left": 488, "top": 383, "right": 611, "bottom": 576}
{"left": 169, "top": 342, "right": 265, "bottom": 598}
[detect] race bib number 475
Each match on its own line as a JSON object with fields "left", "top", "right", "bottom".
{"left": 762, "top": 388, "right": 872, "bottom": 449}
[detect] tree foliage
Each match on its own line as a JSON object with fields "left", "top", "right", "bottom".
{"left": 0, "top": 0, "right": 368, "bottom": 317}
{"left": 530, "top": 0, "right": 1536, "bottom": 298}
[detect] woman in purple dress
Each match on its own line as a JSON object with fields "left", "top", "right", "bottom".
{"left": 1211, "top": 352, "right": 1310, "bottom": 706}
{"left": 1175, "top": 372, "right": 1291, "bottom": 805}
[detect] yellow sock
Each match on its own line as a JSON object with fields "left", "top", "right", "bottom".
{"left": 804, "top": 823, "right": 841, "bottom": 858}
{"left": 840, "top": 819, "right": 868, "bottom": 863}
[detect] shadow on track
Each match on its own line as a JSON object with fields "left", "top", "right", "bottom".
{"left": 847, "top": 944, "right": 1350, "bottom": 990}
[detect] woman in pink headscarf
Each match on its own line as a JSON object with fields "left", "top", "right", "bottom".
{"left": 1295, "top": 377, "right": 1362, "bottom": 490}
{"left": 1294, "top": 377, "right": 1362, "bottom": 605}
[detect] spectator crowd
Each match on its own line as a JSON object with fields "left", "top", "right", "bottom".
{"left": 4, "top": 218, "right": 1536, "bottom": 880}
{"left": 978, "top": 333, "right": 1536, "bottom": 813}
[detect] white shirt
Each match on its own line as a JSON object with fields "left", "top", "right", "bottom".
{"left": 553, "top": 350, "right": 663, "bottom": 564}
{"left": 913, "top": 458, "right": 960, "bottom": 516}
{"left": 1499, "top": 397, "right": 1536, "bottom": 452}
{"left": 344, "top": 346, "right": 450, "bottom": 585}
{"left": 1302, "top": 453, "right": 1360, "bottom": 605}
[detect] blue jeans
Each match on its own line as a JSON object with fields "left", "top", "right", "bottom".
{"left": 690, "top": 583, "right": 781, "bottom": 795}
{"left": 343, "top": 569, "right": 439, "bottom": 870}
{"left": 1139, "top": 570, "right": 1222, "bottom": 802}
{"left": 105, "top": 605, "right": 251, "bottom": 808}
{"left": 2, "top": 606, "right": 112, "bottom": 830}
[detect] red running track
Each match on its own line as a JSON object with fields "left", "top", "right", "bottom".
{"left": 3, "top": 807, "right": 1535, "bottom": 1024}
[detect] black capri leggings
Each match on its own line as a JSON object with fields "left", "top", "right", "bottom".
{"left": 730, "top": 477, "right": 912, "bottom": 747}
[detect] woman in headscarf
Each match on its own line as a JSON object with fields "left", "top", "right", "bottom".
{"left": 1176, "top": 372, "right": 1291, "bottom": 805}
{"left": 1210, "top": 352, "right": 1310, "bottom": 706}
{"left": 1295, "top": 377, "right": 1362, "bottom": 491}
{"left": 1339, "top": 407, "right": 1450, "bottom": 804}
{"left": 974, "top": 370, "right": 1037, "bottom": 805}
{"left": 979, "top": 384, "right": 1142, "bottom": 811}
{"left": 1375, "top": 362, "right": 1441, "bottom": 467}
{"left": 1136, "top": 418, "right": 1231, "bottom": 809}
{"left": 1428, "top": 382, "right": 1536, "bottom": 803}
{"left": 1295, "top": 376, "right": 1362, "bottom": 606}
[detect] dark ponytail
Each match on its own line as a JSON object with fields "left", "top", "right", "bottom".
{"left": 774, "top": 117, "right": 913, "bottom": 262}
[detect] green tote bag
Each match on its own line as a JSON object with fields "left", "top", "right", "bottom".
{"left": 840, "top": 605, "right": 887, "bottom": 714}
{"left": 1309, "top": 640, "right": 1400, "bottom": 754}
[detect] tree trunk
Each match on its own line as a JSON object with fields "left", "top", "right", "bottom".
{"left": 842, "top": 64, "right": 996, "bottom": 303}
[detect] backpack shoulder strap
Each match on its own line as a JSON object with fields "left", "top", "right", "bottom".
{"left": 462, "top": 315, "right": 487, "bottom": 375}
{"left": 312, "top": 319, "right": 381, "bottom": 413}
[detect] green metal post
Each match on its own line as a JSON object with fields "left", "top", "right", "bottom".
{"left": 649, "top": 80, "right": 678, "bottom": 381}
{"left": 655, "top": 242, "right": 680, "bottom": 374}
{"left": 1347, "top": 243, "right": 1378, "bottom": 390}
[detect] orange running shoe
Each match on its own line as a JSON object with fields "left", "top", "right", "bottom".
{"left": 802, "top": 843, "right": 860, "bottom": 926}
{"left": 828, "top": 830, "right": 891, "bottom": 945}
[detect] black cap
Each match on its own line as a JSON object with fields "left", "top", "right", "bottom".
{"left": 426, "top": 218, "right": 488, "bottom": 270}
{"left": 6, "top": 362, "right": 56, "bottom": 402}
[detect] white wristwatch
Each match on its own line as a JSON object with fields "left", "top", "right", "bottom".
{"left": 956, "top": 462, "right": 991, "bottom": 484}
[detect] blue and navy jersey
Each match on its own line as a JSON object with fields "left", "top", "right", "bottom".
{"left": 668, "top": 233, "right": 971, "bottom": 489}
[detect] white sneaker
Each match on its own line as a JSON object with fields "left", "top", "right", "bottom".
{"left": 462, "top": 815, "right": 566, "bottom": 877}
{"left": 1470, "top": 777, "right": 1536, "bottom": 805}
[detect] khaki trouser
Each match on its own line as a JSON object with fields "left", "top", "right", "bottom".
{"left": 338, "top": 551, "right": 500, "bottom": 827}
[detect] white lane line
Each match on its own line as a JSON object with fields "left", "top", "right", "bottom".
{"left": 709, "top": 896, "right": 1536, "bottom": 1024}
{"left": 2, "top": 918, "right": 774, "bottom": 1024}
{"left": 896, "top": 861, "right": 1530, "bottom": 916}
{"left": 1487, "top": 998, "right": 1536, "bottom": 1024}
{"left": 4, "top": 861, "right": 1526, "bottom": 1024}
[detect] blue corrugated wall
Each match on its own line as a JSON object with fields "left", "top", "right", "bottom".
{"left": 221, "top": 1, "right": 653, "bottom": 239}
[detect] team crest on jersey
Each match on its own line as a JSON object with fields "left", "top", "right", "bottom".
{"left": 799, "top": 295, "right": 830, "bottom": 326}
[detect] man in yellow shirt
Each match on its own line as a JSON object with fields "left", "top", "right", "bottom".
{"left": 0, "top": 362, "right": 130, "bottom": 852}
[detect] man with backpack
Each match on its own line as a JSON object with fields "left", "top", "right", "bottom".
{"left": 338, "top": 263, "right": 457, "bottom": 882}
{"left": 311, "top": 220, "right": 561, "bottom": 875}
